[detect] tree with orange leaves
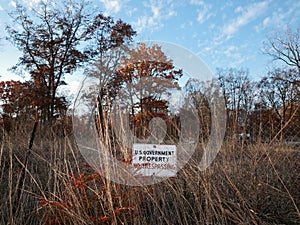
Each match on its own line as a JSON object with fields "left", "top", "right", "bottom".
{"left": 0, "top": 80, "right": 67, "bottom": 119}
{"left": 6, "top": 0, "right": 135, "bottom": 122}
{"left": 115, "top": 43, "right": 183, "bottom": 137}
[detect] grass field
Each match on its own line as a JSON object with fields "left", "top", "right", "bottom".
{"left": 0, "top": 119, "right": 299, "bottom": 225}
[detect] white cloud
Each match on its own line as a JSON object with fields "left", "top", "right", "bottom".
{"left": 255, "top": 16, "right": 271, "bottom": 31}
{"left": 11, "top": 0, "right": 54, "bottom": 10}
{"left": 9, "top": 1, "right": 16, "bottom": 8}
{"left": 255, "top": 1, "right": 300, "bottom": 32}
{"left": 127, "top": 7, "right": 138, "bottom": 16}
{"left": 151, "top": 4, "right": 161, "bottom": 19}
{"left": 190, "top": 0, "right": 212, "bottom": 24}
{"left": 223, "top": 44, "right": 252, "bottom": 67}
{"left": 224, "top": 45, "right": 238, "bottom": 57}
{"left": 99, "top": 0, "right": 124, "bottom": 14}
{"left": 196, "top": 5, "right": 212, "bottom": 24}
{"left": 190, "top": 0, "right": 204, "bottom": 6}
{"left": 223, "top": 0, "right": 270, "bottom": 37}
{"left": 168, "top": 10, "right": 177, "bottom": 17}
{"left": 21, "top": 0, "right": 42, "bottom": 8}
{"left": 208, "top": 44, "right": 249, "bottom": 68}
{"left": 132, "top": 0, "right": 177, "bottom": 33}
{"left": 134, "top": 16, "right": 148, "bottom": 33}
{"left": 208, "top": 23, "right": 215, "bottom": 30}
{"left": 234, "top": 6, "right": 243, "bottom": 13}
{"left": 262, "top": 17, "right": 270, "bottom": 26}
{"left": 197, "top": 11, "right": 206, "bottom": 23}
{"left": 0, "top": 5, "right": 3, "bottom": 11}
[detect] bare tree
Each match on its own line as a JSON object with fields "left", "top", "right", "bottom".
{"left": 264, "top": 27, "right": 300, "bottom": 74}
{"left": 258, "top": 68, "right": 300, "bottom": 140}
{"left": 218, "top": 68, "right": 256, "bottom": 136}
{"left": 82, "top": 46, "right": 129, "bottom": 136}
{"left": 183, "top": 79, "right": 215, "bottom": 140}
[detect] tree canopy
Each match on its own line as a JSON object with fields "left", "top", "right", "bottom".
{"left": 5, "top": 0, "right": 135, "bottom": 121}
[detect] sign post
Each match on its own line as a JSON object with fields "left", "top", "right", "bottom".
{"left": 132, "top": 143, "right": 177, "bottom": 177}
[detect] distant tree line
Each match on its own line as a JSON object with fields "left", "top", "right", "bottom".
{"left": 0, "top": 0, "right": 299, "bottom": 143}
{"left": 186, "top": 67, "right": 300, "bottom": 143}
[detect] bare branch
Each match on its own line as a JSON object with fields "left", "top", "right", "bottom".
{"left": 264, "top": 27, "right": 300, "bottom": 73}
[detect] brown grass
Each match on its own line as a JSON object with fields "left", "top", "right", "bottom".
{"left": 0, "top": 119, "right": 299, "bottom": 224}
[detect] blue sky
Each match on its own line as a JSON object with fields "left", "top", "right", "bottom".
{"left": 0, "top": 0, "right": 299, "bottom": 90}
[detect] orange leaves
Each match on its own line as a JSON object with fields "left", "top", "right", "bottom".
{"left": 37, "top": 170, "right": 142, "bottom": 224}
{"left": 0, "top": 80, "right": 35, "bottom": 114}
{"left": 70, "top": 172, "right": 100, "bottom": 189}
{"left": 117, "top": 43, "right": 182, "bottom": 83}
{"left": 71, "top": 173, "right": 85, "bottom": 189}
{"left": 116, "top": 155, "right": 133, "bottom": 164}
{"left": 115, "top": 43, "right": 183, "bottom": 139}
{"left": 7, "top": 1, "right": 136, "bottom": 122}
{"left": 0, "top": 78, "right": 69, "bottom": 121}
{"left": 96, "top": 215, "right": 110, "bottom": 223}
{"left": 113, "top": 205, "right": 136, "bottom": 216}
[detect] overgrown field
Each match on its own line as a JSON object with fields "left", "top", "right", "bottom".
{"left": 0, "top": 120, "right": 299, "bottom": 225}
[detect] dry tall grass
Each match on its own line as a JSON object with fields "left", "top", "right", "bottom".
{"left": 0, "top": 118, "right": 299, "bottom": 224}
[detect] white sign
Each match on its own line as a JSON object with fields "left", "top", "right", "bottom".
{"left": 132, "top": 143, "right": 177, "bottom": 177}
